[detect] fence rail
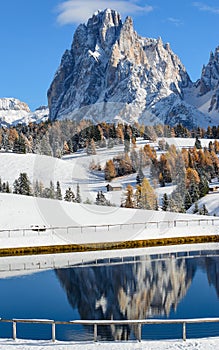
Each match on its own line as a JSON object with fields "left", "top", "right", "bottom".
{"left": 1, "top": 251, "right": 219, "bottom": 274}
{"left": 0, "top": 317, "right": 219, "bottom": 342}
{"left": 0, "top": 218, "right": 219, "bottom": 238}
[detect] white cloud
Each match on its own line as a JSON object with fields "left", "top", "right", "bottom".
{"left": 193, "top": 2, "right": 219, "bottom": 14}
{"left": 166, "top": 17, "right": 183, "bottom": 27}
{"left": 56, "top": 0, "right": 153, "bottom": 25}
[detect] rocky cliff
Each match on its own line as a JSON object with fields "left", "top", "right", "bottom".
{"left": 48, "top": 9, "right": 219, "bottom": 128}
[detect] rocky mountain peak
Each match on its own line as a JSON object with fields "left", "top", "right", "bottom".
{"left": 199, "top": 46, "right": 219, "bottom": 95}
{"left": 0, "top": 98, "right": 48, "bottom": 127}
{"left": 47, "top": 9, "right": 218, "bottom": 128}
{"left": 0, "top": 98, "right": 30, "bottom": 112}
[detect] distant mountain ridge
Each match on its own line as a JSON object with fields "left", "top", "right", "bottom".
{"left": 0, "top": 98, "right": 48, "bottom": 127}
{"left": 47, "top": 9, "right": 219, "bottom": 128}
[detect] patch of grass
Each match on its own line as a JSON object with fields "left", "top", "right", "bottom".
{"left": 0, "top": 235, "right": 218, "bottom": 257}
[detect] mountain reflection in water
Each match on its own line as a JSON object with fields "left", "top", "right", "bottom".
{"left": 55, "top": 250, "right": 219, "bottom": 340}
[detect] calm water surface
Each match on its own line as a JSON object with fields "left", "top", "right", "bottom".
{"left": 0, "top": 247, "right": 218, "bottom": 341}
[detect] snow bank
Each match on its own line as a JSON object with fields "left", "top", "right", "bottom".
{"left": 0, "top": 337, "right": 219, "bottom": 349}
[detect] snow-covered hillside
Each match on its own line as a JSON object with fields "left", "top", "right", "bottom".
{"left": 0, "top": 98, "right": 48, "bottom": 126}
{"left": 0, "top": 136, "right": 216, "bottom": 207}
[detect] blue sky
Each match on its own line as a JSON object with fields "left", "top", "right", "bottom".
{"left": 0, "top": 0, "right": 218, "bottom": 110}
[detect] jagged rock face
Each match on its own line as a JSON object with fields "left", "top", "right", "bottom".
{"left": 0, "top": 98, "right": 49, "bottom": 127}
{"left": 182, "top": 46, "right": 219, "bottom": 124}
{"left": 199, "top": 47, "right": 219, "bottom": 95}
{"left": 196, "top": 47, "right": 219, "bottom": 115}
{"left": 48, "top": 9, "right": 194, "bottom": 126}
{"left": 0, "top": 98, "right": 30, "bottom": 112}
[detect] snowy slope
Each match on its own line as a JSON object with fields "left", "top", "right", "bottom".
{"left": 187, "top": 192, "right": 219, "bottom": 216}
{"left": 184, "top": 87, "right": 218, "bottom": 127}
{"left": 0, "top": 136, "right": 216, "bottom": 207}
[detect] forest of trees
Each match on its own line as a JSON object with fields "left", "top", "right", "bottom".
{"left": 1, "top": 119, "right": 219, "bottom": 213}
{"left": 121, "top": 139, "right": 218, "bottom": 214}
{"left": 1, "top": 119, "right": 219, "bottom": 159}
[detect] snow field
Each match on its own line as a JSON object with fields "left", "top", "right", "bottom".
{"left": 0, "top": 336, "right": 219, "bottom": 349}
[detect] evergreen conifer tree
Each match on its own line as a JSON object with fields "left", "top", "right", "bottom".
{"left": 75, "top": 183, "right": 82, "bottom": 203}
{"left": 64, "top": 187, "right": 75, "bottom": 202}
{"left": 13, "top": 135, "right": 26, "bottom": 154}
{"left": 162, "top": 193, "right": 169, "bottom": 211}
{"left": 199, "top": 204, "right": 208, "bottom": 215}
{"left": 195, "top": 136, "right": 202, "bottom": 149}
{"left": 49, "top": 181, "right": 55, "bottom": 199}
{"left": 199, "top": 176, "right": 209, "bottom": 197}
{"left": 136, "top": 166, "right": 144, "bottom": 185}
{"left": 189, "top": 183, "right": 200, "bottom": 203}
{"left": 96, "top": 191, "right": 107, "bottom": 205}
{"left": 56, "top": 181, "right": 62, "bottom": 200}
{"left": 13, "top": 173, "right": 32, "bottom": 196}
{"left": 193, "top": 202, "right": 199, "bottom": 214}
{"left": 184, "top": 191, "right": 192, "bottom": 210}
{"left": 5, "top": 181, "right": 10, "bottom": 193}
{"left": 33, "top": 180, "right": 43, "bottom": 197}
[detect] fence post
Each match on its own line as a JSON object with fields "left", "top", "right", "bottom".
{"left": 13, "top": 321, "right": 17, "bottom": 341}
{"left": 94, "top": 323, "right": 97, "bottom": 342}
{"left": 137, "top": 323, "right": 142, "bottom": 342}
{"left": 52, "top": 322, "right": 56, "bottom": 342}
{"left": 183, "top": 322, "right": 186, "bottom": 341}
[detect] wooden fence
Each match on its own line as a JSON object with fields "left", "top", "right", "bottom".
{"left": 0, "top": 218, "right": 219, "bottom": 238}
{"left": 0, "top": 317, "right": 219, "bottom": 342}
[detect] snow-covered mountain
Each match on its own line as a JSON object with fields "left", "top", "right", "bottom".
{"left": 0, "top": 98, "right": 49, "bottom": 127}
{"left": 184, "top": 46, "right": 219, "bottom": 126}
{"left": 47, "top": 9, "right": 219, "bottom": 128}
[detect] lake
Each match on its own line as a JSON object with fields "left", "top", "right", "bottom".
{"left": 0, "top": 245, "right": 218, "bottom": 341}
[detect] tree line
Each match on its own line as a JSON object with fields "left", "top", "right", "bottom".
{"left": 0, "top": 173, "right": 82, "bottom": 203}
{"left": 1, "top": 120, "right": 219, "bottom": 158}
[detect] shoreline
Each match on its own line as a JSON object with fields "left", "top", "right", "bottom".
{"left": 0, "top": 233, "right": 218, "bottom": 257}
